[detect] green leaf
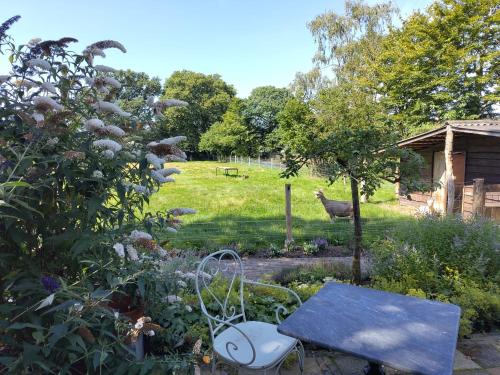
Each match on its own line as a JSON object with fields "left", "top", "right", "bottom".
{"left": 8, "top": 322, "right": 45, "bottom": 330}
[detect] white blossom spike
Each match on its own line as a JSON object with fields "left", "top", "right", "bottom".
{"left": 93, "top": 139, "right": 122, "bottom": 152}
{"left": 151, "top": 170, "right": 175, "bottom": 183}
{"left": 92, "top": 100, "right": 131, "bottom": 117}
{"left": 145, "top": 153, "right": 164, "bottom": 169}
{"left": 94, "top": 64, "right": 116, "bottom": 73}
{"left": 129, "top": 230, "right": 152, "bottom": 241}
{"left": 159, "top": 136, "right": 187, "bottom": 146}
{"left": 169, "top": 208, "right": 197, "bottom": 216}
{"left": 40, "top": 82, "right": 57, "bottom": 94}
{"left": 126, "top": 244, "right": 139, "bottom": 261}
{"left": 104, "top": 125, "right": 125, "bottom": 137}
{"left": 85, "top": 118, "right": 105, "bottom": 131}
{"left": 32, "top": 96, "right": 64, "bottom": 111}
{"left": 27, "top": 58, "right": 51, "bottom": 71}
{"left": 113, "top": 243, "right": 125, "bottom": 258}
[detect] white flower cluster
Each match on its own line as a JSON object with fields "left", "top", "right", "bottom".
{"left": 126, "top": 244, "right": 139, "bottom": 261}
{"left": 92, "top": 139, "right": 122, "bottom": 152}
{"left": 93, "top": 100, "right": 131, "bottom": 117}
{"left": 32, "top": 96, "right": 64, "bottom": 111}
{"left": 168, "top": 208, "right": 197, "bottom": 217}
{"left": 113, "top": 243, "right": 125, "bottom": 258}
{"left": 85, "top": 118, "right": 104, "bottom": 131}
{"left": 27, "top": 58, "right": 51, "bottom": 71}
{"left": 92, "top": 170, "right": 103, "bottom": 179}
{"left": 162, "top": 295, "right": 183, "bottom": 303}
{"left": 129, "top": 230, "right": 153, "bottom": 241}
{"left": 40, "top": 82, "right": 57, "bottom": 94}
{"left": 151, "top": 170, "right": 175, "bottom": 184}
{"left": 94, "top": 64, "right": 116, "bottom": 73}
{"left": 145, "top": 153, "right": 165, "bottom": 169}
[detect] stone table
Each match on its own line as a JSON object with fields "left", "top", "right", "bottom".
{"left": 278, "top": 282, "right": 461, "bottom": 375}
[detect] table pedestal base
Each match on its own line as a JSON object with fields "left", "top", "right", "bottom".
{"left": 364, "top": 362, "right": 385, "bottom": 375}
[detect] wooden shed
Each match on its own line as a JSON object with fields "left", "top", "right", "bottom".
{"left": 397, "top": 120, "right": 500, "bottom": 221}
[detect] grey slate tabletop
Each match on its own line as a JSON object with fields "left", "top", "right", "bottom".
{"left": 277, "top": 282, "right": 461, "bottom": 375}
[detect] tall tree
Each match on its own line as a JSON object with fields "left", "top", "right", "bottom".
{"left": 376, "top": 0, "right": 499, "bottom": 133}
{"left": 290, "top": 67, "right": 331, "bottom": 102}
{"left": 161, "top": 70, "right": 236, "bottom": 153}
{"left": 242, "top": 86, "right": 291, "bottom": 153}
{"left": 199, "top": 98, "right": 255, "bottom": 158}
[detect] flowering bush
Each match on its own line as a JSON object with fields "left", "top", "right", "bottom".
{"left": 371, "top": 215, "right": 500, "bottom": 336}
{"left": 0, "top": 16, "right": 199, "bottom": 372}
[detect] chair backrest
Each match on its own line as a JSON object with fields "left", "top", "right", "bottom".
{"left": 195, "top": 250, "right": 246, "bottom": 339}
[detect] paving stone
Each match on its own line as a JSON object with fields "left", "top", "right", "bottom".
{"left": 459, "top": 336, "right": 500, "bottom": 369}
{"left": 455, "top": 350, "right": 483, "bottom": 370}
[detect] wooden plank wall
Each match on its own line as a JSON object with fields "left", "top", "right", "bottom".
{"left": 463, "top": 136, "right": 500, "bottom": 184}
{"left": 462, "top": 184, "right": 500, "bottom": 222}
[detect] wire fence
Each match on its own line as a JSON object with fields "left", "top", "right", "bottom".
{"left": 228, "top": 155, "right": 286, "bottom": 170}
{"left": 163, "top": 217, "right": 405, "bottom": 251}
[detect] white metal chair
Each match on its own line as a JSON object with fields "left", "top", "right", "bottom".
{"left": 195, "top": 249, "right": 304, "bottom": 374}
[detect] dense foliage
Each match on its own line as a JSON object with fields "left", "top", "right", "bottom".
{"left": 198, "top": 98, "right": 255, "bottom": 158}
{"left": 372, "top": 216, "right": 500, "bottom": 336}
{"left": 377, "top": 0, "right": 499, "bottom": 133}
{"left": 0, "top": 18, "right": 201, "bottom": 373}
{"left": 160, "top": 70, "right": 236, "bottom": 154}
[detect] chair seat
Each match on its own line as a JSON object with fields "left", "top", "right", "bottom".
{"left": 214, "top": 321, "right": 297, "bottom": 369}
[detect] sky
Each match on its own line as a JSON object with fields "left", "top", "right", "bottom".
{"left": 1, "top": 0, "right": 433, "bottom": 97}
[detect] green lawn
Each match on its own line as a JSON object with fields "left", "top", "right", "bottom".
{"left": 147, "top": 161, "right": 413, "bottom": 252}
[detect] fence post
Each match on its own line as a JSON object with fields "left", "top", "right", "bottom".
{"left": 472, "top": 178, "right": 485, "bottom": 216}
{"left": 285, "top": 184, "right": 293, "bottom": 245}
{"left": 270, "top": 158, "right": 273, "bottom": 169}
{"left": 258, "top": 154, "right": 261, "bottom": 165}
{"left": 248, "top": 156, "right": 250, "bottom": 165}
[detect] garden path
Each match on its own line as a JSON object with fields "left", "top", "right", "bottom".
{"left": 221, "top": 256, "right": 368, "bottom": 280}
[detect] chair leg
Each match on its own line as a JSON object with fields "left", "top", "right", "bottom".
{"left": 297, "top": 341, "right": 305, "bottom": 374}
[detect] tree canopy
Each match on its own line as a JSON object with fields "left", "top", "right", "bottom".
{"left": 160, "top": 70, "right": 236, "bottom": 153}
{"left": 199, "top": 98, "right": 255, "bottom": 158}
{"left": 376, "top": 0, "right": 499, "bottom": 134}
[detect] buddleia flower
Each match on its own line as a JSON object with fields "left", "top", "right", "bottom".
{"left": 92, "top": 139, "right": 122, "bottom": 152}
{"left": 151, "top": 170, "right": 175, "bottom": 183}
{"left": 0, "top": 15, "right": 21, "bottom": 40}
{"left": 129, "top": 230, "right": 153, "bottom": 241}
{"left": 85, "top": 118, "right": 105, "bottom": 131}
{"left": 32, "top": 112, "right": 44, "bottom": 123}
{"left": 32, "top": 96, "right": 64, "bottom": 111}
{"left": 92, "top": 170, "right": 103, "bottom": 179}
{"left": 169, "top": 208, "right": 197, "bottom": 217}
{"left": 102, "top": 149, "right": 115, "bottom": 159}
{"left": 103, "top": 125, "right": 125, "bottom": 137}
{"left": 94, "top": 64, "right": 116, "bottom": 73}
{"left": 40, "top": 82, "right": 57, "bottom": 94}
{"left": 92, "top": 100, "right": 131, "bottom": 117}
{"left": 85, "top": 40, "right": 127, "bottom": 53}
{"left": 113, "top": 243, "right": 125, "bottom": 258}
{"left": 27, "top": 58, "right": 51, "bottom": 71}
{"left": 145, "top": 153, "right": 164, "bottom": 169}
{"left": 126, "top": 244, "right": 139, "bottom": 261}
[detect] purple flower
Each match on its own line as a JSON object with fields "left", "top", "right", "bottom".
{"left": 41, "top": 276, "right": 60, "bottom": 293}
{"left": 313, "top": 238, "right": 328, "bottom": 249}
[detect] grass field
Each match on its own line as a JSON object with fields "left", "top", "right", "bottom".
{"left": 147, "top": 161, "right": 414, "bottom": 252}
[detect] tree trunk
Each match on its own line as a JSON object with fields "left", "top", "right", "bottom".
{"left": 350, "top": 177, "right": 362, "bottom": 285}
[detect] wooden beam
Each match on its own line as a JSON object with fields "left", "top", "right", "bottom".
{"left": 444, "top": 126, "right": 455, "bottom": 215}
{"left": 472, "top": 178, "right": 485, "bottom": 216}
{"left": 285, "top": 184, "right": 293, "bottom": 245}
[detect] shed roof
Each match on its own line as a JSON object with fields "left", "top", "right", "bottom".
{"left": 398, "top": 119, "right": 500, "bottom": 150}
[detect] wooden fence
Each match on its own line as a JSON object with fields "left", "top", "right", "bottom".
{"left": 462, "top": 179, "right": 500, "bottom": 221}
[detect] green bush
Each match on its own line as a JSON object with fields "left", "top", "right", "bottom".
{"left": 372, "top": 216, "right": 500, "bottom": 336}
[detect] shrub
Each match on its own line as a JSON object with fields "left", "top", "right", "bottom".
{"left": 302, "top": 241, "right": 319, "bottom": 255}
{"left": 371, "top": 215, "right": 500, "bottom": 336}
{"left": 0, "top": 17, "right": 198, "bottom": 372}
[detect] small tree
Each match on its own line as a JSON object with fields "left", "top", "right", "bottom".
{"left": 280, "top": 1, "right": 422, "bottom": 284}
{"left": 199, "top": 99, "right": 255, "bottom": 159}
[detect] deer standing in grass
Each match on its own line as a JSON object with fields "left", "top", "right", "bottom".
{"left": 315, "top": 190, "right": 353, "bottom": 220}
